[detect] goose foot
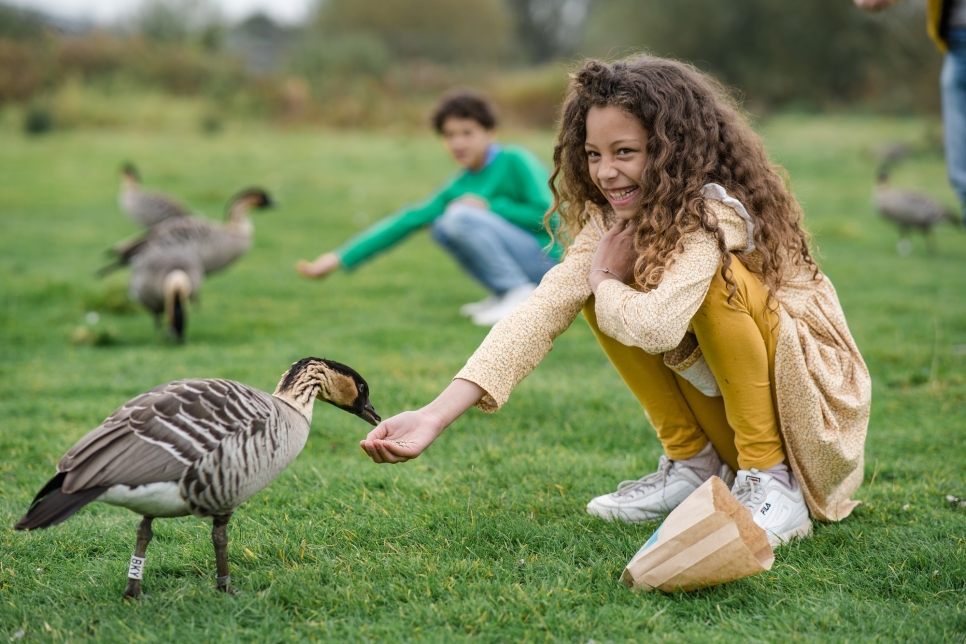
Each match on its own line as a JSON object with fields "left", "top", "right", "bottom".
{"left": 897, "top": 238, "right": 913, "bottom": 256}
{"left": 123, "top": 580, "right": 141, "bottom": 600}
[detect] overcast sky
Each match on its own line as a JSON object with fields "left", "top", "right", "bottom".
{"left": 8, "top": 0, "right": 313, "bottom": 24}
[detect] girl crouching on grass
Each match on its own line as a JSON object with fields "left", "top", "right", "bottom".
{"left": 360, "top": 55, "right": 871, "bottom": 546}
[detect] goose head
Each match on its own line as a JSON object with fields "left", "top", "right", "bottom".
{"left": 274, "top": 357, "right": 380, "bottom": 425}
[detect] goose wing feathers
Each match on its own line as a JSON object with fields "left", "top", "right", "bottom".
{"left": 149, "top": 217, "right": 221, "bottom": 248}
{"left": 875, "top": 189, "right": 954, "bottom": 225}
{"left": 113, "top": 216, "right": 249, "bottom": 274}
{"left": 59, "top": 379, "right": 278, "bottom": 493}
{"left": 127, "top": 191, "right": 189, "bottom": 227}
{"left": 114, "top": 218, "right": 212, "bottom": 261}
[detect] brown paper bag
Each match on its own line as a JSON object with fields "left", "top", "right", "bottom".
{"left": 621, "top": 476, "right": 774, "bottom": 592}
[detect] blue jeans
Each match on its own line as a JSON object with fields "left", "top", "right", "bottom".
{"left": 942, "top": 27, "right": 966, "bottom": 219}
{"left": 431, "top": 203, "right": 557, "bottom": 295}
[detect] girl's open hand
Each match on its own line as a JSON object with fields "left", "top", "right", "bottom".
{"left": 360, "top": 410, "right": 445, "bottom": 464}
{"left": 589, "top": 220, "right": 637, "bottom": 292}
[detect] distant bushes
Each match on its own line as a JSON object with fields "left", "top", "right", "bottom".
{"left": 23, "top": 103, "right": 52, "bottom": 134}
{"left": 488, "top": 64, "right": 570, "bottom": 128}
{"left": 54, "top": 33, "right": 246, "bottom": 97}
{"left": 0, "top": 0, "right": 948, "bottom": 132}
{"left": 0, "top": 39, "right": 48, "bottom": 103}
{"left": 579, "top": 0, "right": 943, "bottom": 113}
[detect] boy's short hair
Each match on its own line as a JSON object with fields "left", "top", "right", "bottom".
{"left": 432, "top": 89, "right": 498, "bottom": 133}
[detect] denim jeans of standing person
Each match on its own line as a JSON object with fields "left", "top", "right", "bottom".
{"left": 942, "top": 26, "right": 966, "bottom": 222}
{"left": 431, "top": 202, "right": 557, "bottom": 295}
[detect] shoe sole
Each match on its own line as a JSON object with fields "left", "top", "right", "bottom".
{"left": 768, "top": 519, "right": 813, "bottom": 548}
{"left": 586, "top": 503, "right": 668, "bottom": 524}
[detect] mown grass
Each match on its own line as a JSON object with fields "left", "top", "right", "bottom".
{"left": 1, "top": 113, "right": 965, "bottom": 642}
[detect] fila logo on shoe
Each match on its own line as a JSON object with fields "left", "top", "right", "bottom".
{"left": 758, "top": 502, "right": 772, "bottom": 516}
{"left": 747, "top": 476, "right": 761, "bottom": 484}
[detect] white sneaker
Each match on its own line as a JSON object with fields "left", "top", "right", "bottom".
{"left": 586, "top": 455, "right": 736, "bottom": 523}
{"left": 459, "top": 295, "right": 498, "bottom": 318}
{"left": 471, "top": 283, "right": 536, "bottom": 326}
{"left": 731, "top": 468, "right": 812, "bottom": 547}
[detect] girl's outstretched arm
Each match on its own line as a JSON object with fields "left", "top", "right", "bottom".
{"left": 360, "top": 379, "right": 485, "bottom": 463}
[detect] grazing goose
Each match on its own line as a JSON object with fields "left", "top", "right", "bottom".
{"left": 119, "top": 163, "right": 190, "bottom": 228}
{"left": 99, "top": 188, "right": 273, "bottom": 277}
{"left": 129, "top": 246, "right": 204, "bottom": 342}
{"left": 874, "top": 159, "right": 961, "bottom": 255}
{"left": 15, "top": 357, "right": 380, "bottom": 599}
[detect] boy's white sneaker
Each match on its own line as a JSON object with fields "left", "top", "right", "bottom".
{"left": 471, "top": 283, "right": 536, "bottom": 326}
{"left": 731, "top": 468, "right": 812, "bottom": 547}
{"left": 586, "top": 455, "right": 736, "bottom": 523}
{"left": 459, "top": 295, "right": 498, "bottom": 317}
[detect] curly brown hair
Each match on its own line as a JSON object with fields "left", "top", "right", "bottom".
{"left": 547, "top": 55, "right": 817, "bottom": 303}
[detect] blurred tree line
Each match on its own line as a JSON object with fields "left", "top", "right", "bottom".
{"left": 0, "top": 0, "right": 943, "bottom": 131}
{"left": 579, "top": 0, "right": 940, "bottom": 113}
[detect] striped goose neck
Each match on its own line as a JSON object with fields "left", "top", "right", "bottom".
{"left": 226, "top": 201, "right": 253, "bottom": 229}
{"left": 272, "top": 360, "right": 331, "bottom": 421}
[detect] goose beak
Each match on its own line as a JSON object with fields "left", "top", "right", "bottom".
{"left": 357, "top": 401, "right": 380, "bottom": 426}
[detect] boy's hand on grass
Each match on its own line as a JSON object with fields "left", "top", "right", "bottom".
{"left": 360, "top": 410, "right": 445, "bottom": 463}
{"left": 297, "top": 253, "right": 340, "bottom": 279}
{"left": 589, "top": 220, "right": 637, "bottom": 293}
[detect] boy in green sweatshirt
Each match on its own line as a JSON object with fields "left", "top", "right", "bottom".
{"left": 297, "top": 89, "right": 559, "bottom": 326}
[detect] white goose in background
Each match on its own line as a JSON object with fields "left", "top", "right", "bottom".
{"left": 128, "top": 246, "right": 204, "bottom": 342}
{"left": 15, "top": 357, "right": 380, "bottom": 599}
{"left": 118, "top": 163, "right": 190, "bottom": 228}
{"left": 100, "top": 188, "right": 273, "bottom": 277}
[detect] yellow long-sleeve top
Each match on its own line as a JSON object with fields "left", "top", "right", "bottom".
{"left": 455, "top": 184, "right": 872, "bottom": 522}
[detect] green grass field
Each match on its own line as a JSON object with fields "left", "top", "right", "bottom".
{"left": 1, "top": 114, "right": 965, "bottom": 642}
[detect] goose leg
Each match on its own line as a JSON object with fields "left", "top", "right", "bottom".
{"left": 123, "top": 516, "right": 154, "bottom": 600}
{"left": 211, "top": 513, "right": 235, "bottom": 594}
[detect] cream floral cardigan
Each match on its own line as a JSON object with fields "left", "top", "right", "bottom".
{"left": 456, "top": 184, "right": 871, "bottom": 522}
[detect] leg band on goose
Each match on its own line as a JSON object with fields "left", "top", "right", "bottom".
{"left": 128, "top": 555, "right": 146, "bottom": 580}
{"left": 216, "top": 574, "right": 231, "bottom": 587}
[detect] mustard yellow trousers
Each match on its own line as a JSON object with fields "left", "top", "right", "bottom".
{"left": 583, "top": 258, "right": 785, "bottom": 472}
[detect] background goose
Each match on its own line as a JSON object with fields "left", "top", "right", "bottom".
{"left": 100, "top": 188, "right": 273, "bottom": 277}
{"left": 874, "top": 156, "right": 961, "bottom": 255}
{"left": 129, "top": 246, "right": 204, "bottom": 342}
{"left": 119, "top": 163, "right": 190, "bottom": 228}
{"left": 15, "top": 357, "right": 380, "bottom": 598}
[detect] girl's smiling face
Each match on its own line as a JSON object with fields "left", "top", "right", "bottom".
{"left": 584, "top": 105, "right": 648, "bottom": 220}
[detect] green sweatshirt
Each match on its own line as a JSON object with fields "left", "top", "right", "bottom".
{"left": 335, "top": 144, "right": 558, "bottom": 269}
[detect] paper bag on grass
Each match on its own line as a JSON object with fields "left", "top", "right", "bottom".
{"left": 622, "top": 476, "right": 774, "bottom": 592}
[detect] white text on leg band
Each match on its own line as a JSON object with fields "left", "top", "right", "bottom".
{"left": 128, "top": 555, "right": 146, "bottom": 580}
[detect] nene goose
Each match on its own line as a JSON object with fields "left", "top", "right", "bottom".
{"left": 129, "top": 246, "right": 204, "bottom": 342}
{"left": 119, "top": 163, "right": 190, "bottom": 228}
{"left": 15, "top": 357, "right": 380, "bottom": 599}
{"left": 874, "top": 159, "right": 961, "bottom": 255}
{"left": 100, "top": 188, "right": 273, "bottom": 277}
